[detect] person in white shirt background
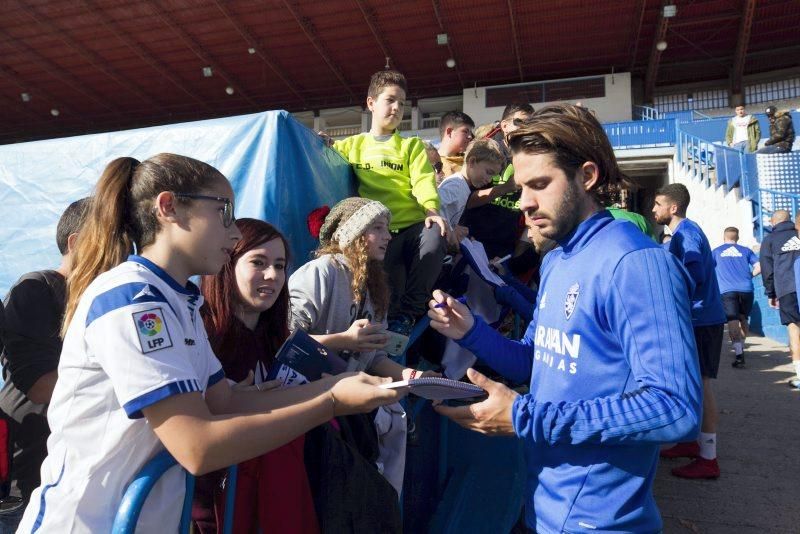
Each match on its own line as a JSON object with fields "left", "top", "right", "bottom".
{"left": 437, "top": 139, "right": 507, "bottom": 249}
{"left": 725, "top": 104, "right": 761, "bottom": 153}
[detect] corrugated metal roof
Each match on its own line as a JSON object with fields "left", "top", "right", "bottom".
{"left": 2, "top": 0, "right": 798, "bottom": 144}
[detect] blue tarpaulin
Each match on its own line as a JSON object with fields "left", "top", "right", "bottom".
{"left": 0, "top": 110, "right": 355, "bottom": 297}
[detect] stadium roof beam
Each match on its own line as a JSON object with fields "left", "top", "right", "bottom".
{"left": 144, "top": 0, "right": 258, "bottom": 107}
{"left": 0, "top": 64, "right": 90, "bottom": 127}
{"left": 730, "top": 0, "right": 756, "bottom": 99}
{"left": 644, "top": 9, "right": 670, "bottom": 104}
{"left": 506, "top": 0, "right": 525, "bottom": 82}
{"left": 661, "top": 44, "right": 800, "bottom": 70}
{"left": 212, "top": 1, "right": 309, "bottom": 108}
{"left": 281, "top": 0, "right": 358, "bottom": 102}
{"left": 671, "top": 12, "right": 740, "bottom": 28}
{"left": 80, "top": 0, "right": 213, "bottom": 113}
{"left": 430, "top": 0, "right": 465, "bottom": 88}
{"left": 628, "top": 0, "right": 646, "bottom": 71}
{"left": 0, "top": 31, "right": 119, "bottom": 116}
{"left": 15, "top": 0, "right": 168, "bottom": 114}
{"left": 0, "top": 92, "right": 54, "bottom": 127}
{"left": 353, "top": 0, "right": 403, "bottom": 75}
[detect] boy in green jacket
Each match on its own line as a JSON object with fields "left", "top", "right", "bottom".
{"left": 332, "top": 70, "right": 447, "bottom": 335}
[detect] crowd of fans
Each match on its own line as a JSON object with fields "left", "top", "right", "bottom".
{"left": 0, "top": 68, "right": 795, "bottom": 533}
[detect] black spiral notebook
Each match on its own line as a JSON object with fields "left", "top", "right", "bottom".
{"left": 266, "top": 329, "right": 333, "bottom": 388}
{"left": 379, "top": 377, "right": 486, "bottom": 400}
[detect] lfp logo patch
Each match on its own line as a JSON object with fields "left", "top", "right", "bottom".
{"left": 137, "top": 313, "right": 162, "bottom": 336}
{"left": 132, "top": 308, "right": 173, "bottom": 353}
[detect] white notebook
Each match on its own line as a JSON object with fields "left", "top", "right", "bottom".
{"left": 379, "top": 377, "right": 486, "bottom": 400}
{"left": 459, "top": 238, "right": 506, "bottom": 288}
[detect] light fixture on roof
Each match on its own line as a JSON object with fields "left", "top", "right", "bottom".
{"left": 50, "top": 108, "right": 60, "bottom": 117}
{"left": 202, "top": 67, "right": 213, "bottom": 78}
{"left": 663, "top": 4, "right": 677, "bottom": 18}
{"left": 656, "top": 40, "right": 668, "bottom": 52}
{"left": 248, "top": 47, "right": 256, "bottom": 55}
{"left": 436, "top": 33, "right": 448, "bottom": 45}
{"left": 225, "top": 86, "right": 235, "bottom": 95}
{"left": 446, "top": 58, "right": 456, "bottom": 68}
{"left": 20, "top": 92, "right": 31, "bottom": 102}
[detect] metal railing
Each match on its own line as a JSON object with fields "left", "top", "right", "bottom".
{"left": 112, "top": 450, "right": 238, "bottom": 534}
{"left": 603, "top": 118, "right": 676, "bottom": 148}
{"left": 326, "top": 125, "right": 362, "bottom": 138}
{"left": 661, "top": 110, "right": 696, "bottom": 123}
{"left": 633, "top": 105, "right": 661, "bottom": 120}
{"left": 327, "top": 116, "right": 441, "bottom": 139}
{"left": 756, "top": 189, "right": 800, "bottom": 242}
{"left": 675, "top": 129, "right": 759, "bottom": 198}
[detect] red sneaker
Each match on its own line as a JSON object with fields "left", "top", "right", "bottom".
{"left": 659, "top": 441, "right": 699, "bottom": 459}
{"left": 671, "top": 457, "right": 720, "bottom": 479}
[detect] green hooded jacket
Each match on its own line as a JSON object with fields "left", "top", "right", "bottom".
{"left": 725, "top": 115, "right": 761, "bottom": 153}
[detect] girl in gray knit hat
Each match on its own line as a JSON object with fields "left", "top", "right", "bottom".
{"left": 289, "top": 197, "right": 438, "bottom": 495}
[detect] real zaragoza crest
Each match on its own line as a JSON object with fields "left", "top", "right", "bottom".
{"left": 564, "top": 283, "right": 580, "bottom": 320}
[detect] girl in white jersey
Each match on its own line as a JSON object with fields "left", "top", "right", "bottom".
{"left": 17, "top": 154, "right": 404, "bottom": 533}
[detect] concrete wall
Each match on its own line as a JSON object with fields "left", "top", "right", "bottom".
{"left": 463, "top": 73, "right": 632, "bottom": 126}
{"left": 668, "top": 159, "right": 789, "bottom": 346}
{"left": 670, "top": 159, "right": 757, "bottom": 249}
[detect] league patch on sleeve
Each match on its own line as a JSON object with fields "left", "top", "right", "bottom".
{"left": 132, "top": 307, "right": 174, "bottom": 353}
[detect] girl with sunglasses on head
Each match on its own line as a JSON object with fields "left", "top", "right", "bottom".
{"left": 17, "top": 154, "right": 404, "bottom": 533}
{"left": 193, "top": 218, "right": 318, "bottom": 534}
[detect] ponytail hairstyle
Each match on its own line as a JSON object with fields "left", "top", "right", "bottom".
{"left": 201, "top": 219, "right": 291, "bottom": 368}
{"left": 63, "top": 153, "right": 227, "bottom": 332}
{"left": 316, "top": 237, "right": 390, "bottom": 321}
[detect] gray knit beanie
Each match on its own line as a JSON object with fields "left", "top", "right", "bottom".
{"left": 318, "top": 197, "right": 391, "bottom": 248}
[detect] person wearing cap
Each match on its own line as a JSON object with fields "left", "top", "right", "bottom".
{"left": 289, "top": 197, "right": 438, "bottom": 495}
{"left": 757, "top": 105, "right": 795, "bottom": 153}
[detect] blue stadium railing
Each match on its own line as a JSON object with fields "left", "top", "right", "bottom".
{"left": 111, "top": 451, "right": 238, "bottom": 534}
{"left": 602, "top": 118, "right": 676, "bottom": 148}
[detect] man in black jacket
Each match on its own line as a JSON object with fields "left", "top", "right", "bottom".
{"left": 0, "top": 198, "right": 89, "bottom": 531}
{"left": 756, "top": 105, "right": 795, "bottom": 154}
{"left": 759, "top": 209, "right": 800, "bottom": 389}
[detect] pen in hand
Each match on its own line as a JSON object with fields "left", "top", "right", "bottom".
{"left": 491, "top": 254, "right": 512, "bottom": 265}
{"left": 434, "top": 296, "right": 468, "bottom": 309}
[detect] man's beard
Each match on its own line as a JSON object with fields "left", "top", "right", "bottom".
{"left": 534, "top": 179, "right": 584, "bottom": 242}
{"left": 653, "top": 213, "right": 671, "bottom": 225}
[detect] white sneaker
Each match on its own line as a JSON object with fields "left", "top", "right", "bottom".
{"left": 789, "top": 378, "right": 800, "bottom": 390}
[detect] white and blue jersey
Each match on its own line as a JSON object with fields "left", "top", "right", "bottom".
{"left": 458, "top": 211, "right": 701, "bottom": 533}
{"left": 666, "top": 219, "right": 727, "bottom": 326}
{"left": 18, "top": 256, "right": 224, "bottom": 534}
{"left": 712, "top": 243, "right": 758, "bottom": 294}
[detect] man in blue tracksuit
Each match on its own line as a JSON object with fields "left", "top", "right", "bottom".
{"left": 760, "top": 209, "right": 800, "bottom": 389}
{"left": 430, "top": 104, "right": 701, "bottom": 534}
{"left": 712, "top": 226, "right": 760, "bottom": 367}
{"left": 652, "top": 183, "right": 726, "bottom": 480}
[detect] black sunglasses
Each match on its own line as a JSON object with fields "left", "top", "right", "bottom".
{"left": 433, "top": 161, "right": 444, "bottom": 173}
{"left": 174, "top": 193, "right": 235, "bottom": 228}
